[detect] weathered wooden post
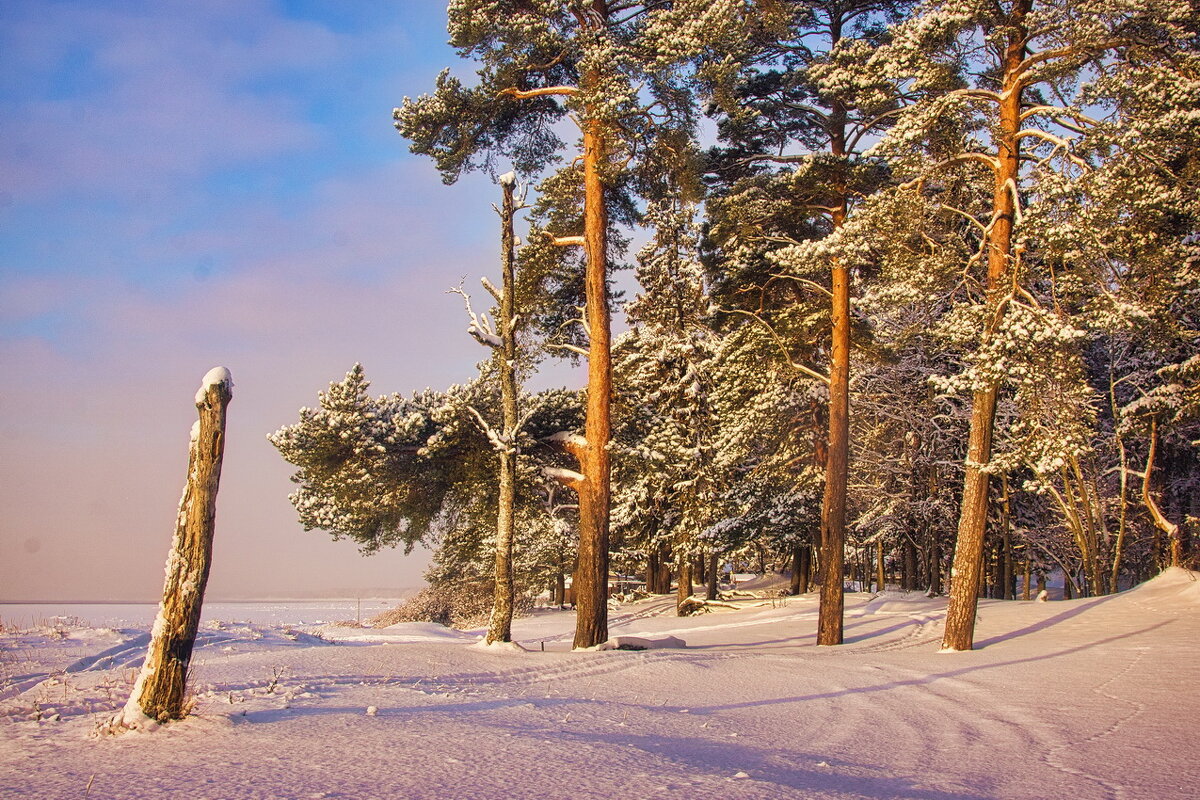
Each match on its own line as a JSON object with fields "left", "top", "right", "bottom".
{"left": 118, "top": 367, "right": 232, "bottom": 729}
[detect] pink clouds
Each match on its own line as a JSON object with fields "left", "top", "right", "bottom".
{"left": 0, "top": 3, "right": 580, "bottom": 601}
{"left": 0, "top": 161, "right": 551, "bottom": 601}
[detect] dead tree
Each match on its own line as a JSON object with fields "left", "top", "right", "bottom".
{"left": 452, "top": 172, "right": 528, "bottom": 645}
{"left": 119, "top": 367, "right": 232, "bottom": 728}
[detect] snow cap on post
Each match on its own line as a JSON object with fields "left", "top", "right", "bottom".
{"left": 196, "top": 366, "right": 234, "bottom": 406}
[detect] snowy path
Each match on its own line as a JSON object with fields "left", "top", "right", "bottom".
{"left": 2, "top": 570, "right": 1198, "bottom": 799}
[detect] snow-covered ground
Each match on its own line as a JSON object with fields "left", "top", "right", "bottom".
{"left": 3, "top": 570, "right": 1199, "bottom": 800}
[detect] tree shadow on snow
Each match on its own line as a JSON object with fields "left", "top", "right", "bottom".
{"left": 972, "top": 597, "right": 1110, "bottom": 649}
{"left": 540, "top": 727, "right": 989, "bottom": 800}
{"left": 694, "top": 620, "right": 1174, "bottom": 715}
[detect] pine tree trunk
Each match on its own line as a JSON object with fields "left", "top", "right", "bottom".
{"left": 1143, "top": 418, "right": 1183, "bottom": 570}
{"left": 1000, "top": 476, "right": 1014, "bottom": 600}
{"left": 928, "top": 534, "right": 942, "bottom": 596}
{"left": 876, "top": 540, "right": 886, "bottom": 593}
{"left": 122, "top": 368, "right": 232, "bottom": 726}
{"left": 903, "top": 539, "right": 918, "bottom": 591}
{"left": 573, "top": 117, "right": 612, "bottom": 649}
{"left": 818, "top": 203, "right": 850, "bottom": 643}
{"left": 790, "top": 545, "right": 803, "bottom": 595}
{"left": 799, "top": 546, "right": 812, "bottom": 594}
{"left": 675, "top": 557, "right": 694, "bottom": 615}
{"left": 487, "top": 175, "right": 520, "bottom": 645}
{"left": 706, "top": 552, "right": 719, "bottom": 600}
{"left": 658, "top": 544, "right": 672, "bottom": 594}
{"left": 941, "top": 0, "right": 1028, "bottom": 651}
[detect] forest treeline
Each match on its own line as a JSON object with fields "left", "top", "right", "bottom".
{"left": 271, "top": 1, "right": 1199, "bottom": 651}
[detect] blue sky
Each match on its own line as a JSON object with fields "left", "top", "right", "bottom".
{"left": 0, "top": 1, "right": 561, "bottom": 600}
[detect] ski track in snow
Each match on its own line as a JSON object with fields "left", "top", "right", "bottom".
{"left": 3, "top": 571, "right": 1199, "bottom": 800}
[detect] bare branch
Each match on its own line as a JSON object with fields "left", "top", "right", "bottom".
{"left": 548, "top": 342, "right": 589, "bottom": 357}
{"left": 1018, "top": 128, "right": 1090, "bottom": 170}
{"left": 448, "top": 284, "right": 501, "bottom": 349}
{"left": 465, "top": 405, "right": 517, "bottom": 455}
{"left": 545, "top": 233, "right": 585, "bottom": 247}
{"left": 499, "top": 85, "right": 579, "bottom": 100}
{"left": 481, "top": 276, "right": 503, "bottom": 304}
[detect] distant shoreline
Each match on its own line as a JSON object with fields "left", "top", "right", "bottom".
{"left": 0, "top": 597, "right": 409, "bottom": 604}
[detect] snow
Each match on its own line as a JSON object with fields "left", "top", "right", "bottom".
{"left": 3, "top": 570, "right": 1200, "bottom": 798}
{"left": 545, "top": 431, "right": 587, "bottom": 448}
{"left": 543, "top": 465, "right": 585, "bottom": 484}
{"left": 194, "top": 366, "right": 233, "bottom": 404}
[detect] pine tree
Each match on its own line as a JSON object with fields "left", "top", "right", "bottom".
{"left": 394, "top": 0, "right": 747, "bottom": 648}
{"left": 705, "top": 0, "right": 912, "bottom": 642}
{"left": 613, "top": 198, "right": 723, "bottom": 614}
{"left": 864, "top": 0, "right": 1197, "bottom": 647}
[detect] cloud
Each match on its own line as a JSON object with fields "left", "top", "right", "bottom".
{"left": 0, "top": 2, "right": 583, "bottom": 601}
{"left": 0, "top": 159, "right": 524, "bottom": 601}
{"left": 0, "top": 0, "right": 339, "bottom": 203}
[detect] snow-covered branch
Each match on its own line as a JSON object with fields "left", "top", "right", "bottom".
{"left": 545, "top": 233, "right": 585, "bottom": 247}
{"left": 481, "top": 276, "right": 503, "bottom": 304}
{"left": 543, "top": 466, "right": 585, "bottom": 489}
{"left": 545, "top": 430, "right": 588, "bottom": 461}
{"left": 500, "top": 85, "right": 579, "bottom": 100}
{"left": 465, "top": 405, "right": 516, "bottom": 455}
{"left": 548, "top": 343, "right": 589, "bottom": 357}
{"left": 1017, "top": 129, "right": 1089, "bottom": 169}
{"left": 448, "top": 285, "right": 502, "bottom": 349}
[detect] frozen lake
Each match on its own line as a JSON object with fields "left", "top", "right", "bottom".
{"left": 0, "top": 598, "right": 406, "bottom": 629}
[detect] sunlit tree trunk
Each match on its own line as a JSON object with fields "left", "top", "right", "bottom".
{"left": 122, "top": 368, "right": 232, "bottom": 727}
{"left": 818, "top": 190, "right": 850, "bottom": 643}
{"left": 942, "top": 0, "right": 1029, "bottom": 650}
{"left": 573, "top": 115, "right": 612, "bottom": 649}
{"left": 1143, "top": 418, "right": 1183, "bottom": 568}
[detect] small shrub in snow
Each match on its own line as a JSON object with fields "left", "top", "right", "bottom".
{"left": 369, "top": 581, "right": 533, "bottom": 630}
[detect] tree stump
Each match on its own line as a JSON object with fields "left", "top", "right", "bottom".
{"left": 118, "top": 367, "right": 232, "bottom": 728}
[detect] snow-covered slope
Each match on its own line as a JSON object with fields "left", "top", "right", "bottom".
{"left": 3, "top": 570, "right": 1199, "bottom": 799}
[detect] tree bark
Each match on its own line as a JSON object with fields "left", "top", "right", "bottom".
{"left": 800, "top": 546, "right": 813, "bottom": 594}
{"left": 676, "top": 556, "right": 694, "bottom": 615}
{"left": 1143, "top": 418, "right": 1182, "bottom": 569}
{"left": 818, "top": 195, "right": 850, "bottom": 644}
{"left": 941, "top": 0, "right": 1028, "bottom": 651}
{"left": 706, "top": 552, "right": 719, "bottom": 600}
{"left": 122, "top": 368, "right": 232, "bottom": 726}
{"left": 903, "top": 539, "right": 918, "bottom": 592}
{"left": 876, "top": 539, "right": 886, "bottom": 593}
{"left": 790, "top": 545, "right": 804, "bottom": 595}
{"left": 572, "top": 116, "right": 612, "bottom": 649}
{"left": 927, "top": 533, "right": 942, "bottom": 596}
{"left": 487, "top": 174, "right": 521, "bottom": 644}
